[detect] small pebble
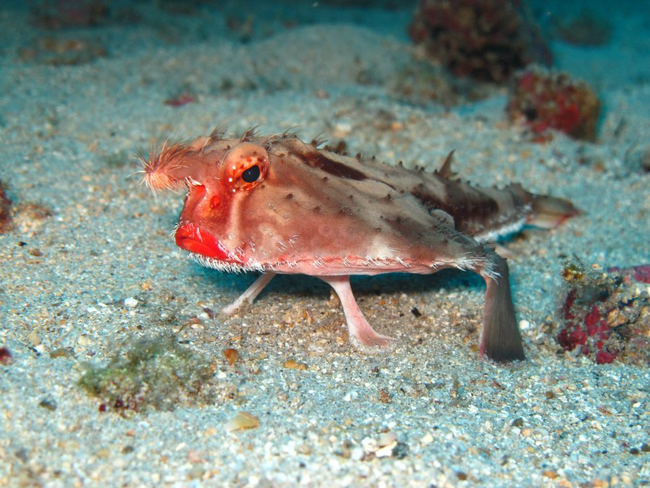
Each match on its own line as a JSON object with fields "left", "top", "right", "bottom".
{"left": 124, "top": 297, "right": 139, "bottom": 308}
{"left": 0, "top": 347, "right": 13, "bottom": 366}
{"left": 361, "top": 437, "right": 378, "bottom": 454}
{"left": 223, "top": 348, "right": 240, "bottom": 366}
{"left": 28, "top": 330, "right": 41, "bottom": 347}
{"left": 375, "top": 432, "right": 398, "bottom": 458}
{"left": 49, "top": 348, "right": 74, "bottom": 359}
{"left": 225, "top": 412, "right": 259, "bottom": 432}
{"left": 350, "top": 447, "right": 365, "bottom": 461}
{"left": 378, "top": 432, "right": 397, "bottom": 447}
{"left": 283, "top": 359, "right": 308, "bottom": 371}
{"left": 375, "top": 443, "right": 396, "bottom": 458}
{"left": 95, "top": 448, "right": 110, "bottom": 459}
{"left": 38, "top": 398, "right": 57, "bottom": 411}
{"left": 378, "top": 389, "right": 392, "bottom": 404}
{"left": 512, "top": 418, "right": 524, "bottom": 428}
{"left": 421, "top": 433, "right": 434, "bottom": 445}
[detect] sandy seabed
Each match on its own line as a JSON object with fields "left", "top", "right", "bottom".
{"left": 1, "top": 1, "right": 649, "bottom": 486}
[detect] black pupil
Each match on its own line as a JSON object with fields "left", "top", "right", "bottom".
{"left": 242, "top": 164, "right": 260, "bottom": 183}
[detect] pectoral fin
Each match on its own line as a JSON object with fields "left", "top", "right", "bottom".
{"left": 480, "top": 254, "right": 525, "bottom": 362}
{"left": 222, "top": 272, "right": 276, "bottom": 315}
{"left": 321, "top": 275, "right": 396, "bottom": 349}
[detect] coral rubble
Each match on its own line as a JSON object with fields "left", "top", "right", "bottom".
{"left": 506, "top": 66, "right": 601, "bottom": 141}
{"left": 408, "top": 0, "right": 551, "bottom": 83}
{"left": 557, "top": 262, "right": 650, "bottom": 365}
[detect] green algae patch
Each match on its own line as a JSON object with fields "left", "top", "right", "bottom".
{"left": 79, "top": 335, "right": 217, "bottom": 415}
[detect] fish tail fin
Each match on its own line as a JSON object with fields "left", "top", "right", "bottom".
{"left": 508, "top": 184, "right": 580, "bottom": 229}
{"left": 527, "top": 194, "right": 581, "bottom": 229}
{"left": 480, "top": 253, "right": 525, "bottom": 362}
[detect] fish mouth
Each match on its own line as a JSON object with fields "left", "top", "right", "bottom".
{"left": 175, "top": 223, "right": 232, "bottom": 261}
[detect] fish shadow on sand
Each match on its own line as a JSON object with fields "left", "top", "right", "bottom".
{"left": 198, "top": 267, "right": 486, "bottom": 309}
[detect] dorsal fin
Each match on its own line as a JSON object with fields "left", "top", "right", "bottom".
{"left": 209, "top": 122, "right": 228, "bottom": 142}
{"left": 239, "top": 125, "right": 259, "bottom": 142}
{"left": 310, "top": 134, "right": 327, "bottom": 147}
{"left": 438, "top": 150, "right": 455, "bottom": 179}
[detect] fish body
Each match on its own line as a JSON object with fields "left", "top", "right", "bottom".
{"left": 145, "top": 129, "right": 578, "bottom": 361}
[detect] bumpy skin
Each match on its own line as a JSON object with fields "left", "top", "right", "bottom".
{"left": 145, "top": 129, "right": 578, "bottom": 362}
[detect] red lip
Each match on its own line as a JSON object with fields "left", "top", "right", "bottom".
{"left": 175, "top": 223, "right": 231, "bottom": 261}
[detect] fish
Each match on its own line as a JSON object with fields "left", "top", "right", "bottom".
{"left": 143, "top": 128, "right": 578, "bottom": 362}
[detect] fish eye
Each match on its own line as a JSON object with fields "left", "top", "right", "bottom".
{"left": 225, "top": 143, "right": 268, "bottom": 191}
{"left": 242, "top": 164, "right": 260, "bottom": 183}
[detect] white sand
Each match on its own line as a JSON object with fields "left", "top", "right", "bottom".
{"left": 1, "top": 1, "right": 649, "bottom": 486}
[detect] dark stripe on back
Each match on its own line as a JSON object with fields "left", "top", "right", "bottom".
{"left": 301, "top": 149, "right": 368, "bottom": 181}
{"left": 410, "top": 181, "right": 500, "bottom": 234}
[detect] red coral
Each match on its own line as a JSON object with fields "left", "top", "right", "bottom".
{"left": 557, "top": 263, "right": 650, "bottom": 365}
{"left": 608, "top": 265, "right": 650, "bottom": 285}
{"left": 506, "top": 67, "right": 601, "bottom": 141}
{"left": 596, "top": 350, "right": 617, "bottom": 365}
{"left": 557, "top": 327, "right": 586, "bottom": 350}
{"left": 408, "top": 0, "right": 551, "bottom": 84}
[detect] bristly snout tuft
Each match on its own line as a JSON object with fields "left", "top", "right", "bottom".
{"left": 141, "top": 141, "right": 193, "bottom": 192}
